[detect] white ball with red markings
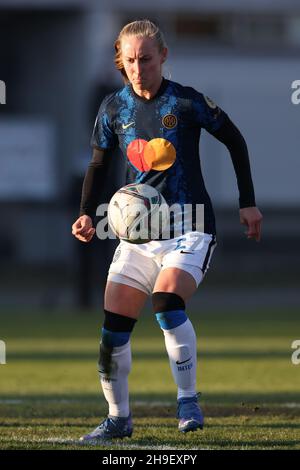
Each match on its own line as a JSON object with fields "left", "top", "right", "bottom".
{"left": 108, "top": 183, "right": 169, "bottom": 244}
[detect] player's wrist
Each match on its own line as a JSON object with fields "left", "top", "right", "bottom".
{"left": 79, "top": 213, "right": 95, "bottom": 226}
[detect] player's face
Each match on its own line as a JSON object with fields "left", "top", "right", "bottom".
{"left": 121, "top": 36, "right": 167, "bottom": 93}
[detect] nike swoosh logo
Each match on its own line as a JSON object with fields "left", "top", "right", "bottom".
{"left": 180, "top": 250, "right": 194, "bottom": 254}
{"left": 176, "top": 356, "right": 192, "bottom": 365}
{"left": 122, "top": 122, "right": 135, "bottom": 129}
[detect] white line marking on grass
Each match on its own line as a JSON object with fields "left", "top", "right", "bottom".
{"left": 46, "top": 438, "right": 82, "bottom": 445}
{"left": 133, "top": 401, "right": 173, "bottom": 407}
{"left": 0, "top": 399, "right": 23, "bottom": 404}
{"left": 0, "top": 399, "right": 174, "bottom": 406}
{"left": 9, "top": 437, "right": 208, "bottom": 450}
{"left": 110, "top": 443, "right": 207, "bottom": 450}
{"left": 46, "top": 439, "right": 207, "bottom": 450}
{"left": 0, "top": 399, "right": 87, "bottom": 405}
{"left": 278, "top": 403, "right": 300, "bottom": 408}
{"left": 5, "top": 437, "right": 78, "bottom": 445}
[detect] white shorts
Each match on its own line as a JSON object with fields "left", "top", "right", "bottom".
{"left": 107, "top": 231, "right": 217, "bottom": 295}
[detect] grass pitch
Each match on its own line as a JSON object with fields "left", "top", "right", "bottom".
{"left": 0, "top": 307, "right": 300, "bottom": 450}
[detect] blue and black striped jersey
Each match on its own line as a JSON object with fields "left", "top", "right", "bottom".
{"left": 87, "top": 77, "right": 256, "bottom": 235}
{"left": 91, "top": 78, "right": 228, "bottom": 234}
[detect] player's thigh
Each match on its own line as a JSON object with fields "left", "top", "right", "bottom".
{"left": 153, "top": 267, "right": 197, "bottom": 302}
{"left": 153, "top": 232, "right": 217, "bottom": 302}
{"left": 108, "top": 242, "right": 160, "bottom": 302}
{"left": 104, "top": 281, "right": 148, "bottom": 319}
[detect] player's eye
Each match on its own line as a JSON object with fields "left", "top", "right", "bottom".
{"left": 126, "top": 57, "right": 150, "bottom": 64}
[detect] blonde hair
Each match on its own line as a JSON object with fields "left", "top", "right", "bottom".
{"left": 114, "top": 19, "right": 167, "bottom": 83}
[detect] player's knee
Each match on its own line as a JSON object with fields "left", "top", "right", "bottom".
{"left": 103, "top": 310, "right": 137, "bottom": 337}
{"left": 152, "top": 292, "right": 187, "bottom": 330}
{"left": 152, "top": 292, "right": 185, "bottom": 313}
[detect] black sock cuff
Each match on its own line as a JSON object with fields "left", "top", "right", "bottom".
{"left": 103, "top": 309, "right": 137, "bottom": 332}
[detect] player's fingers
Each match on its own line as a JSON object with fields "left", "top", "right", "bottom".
{"left": 72, "top": 218, "right": 86, "bottom": 235}
{"left": 74, "top": 227, "right": 95, "bottom": 243}
{"left": 72, "top": 215, "right": 93, "bottom": 233}
{"left": 245, "top": 222, "right": 257, "bottom": 239}
{"left": 73, "top": 222, "right": 92, "bottom": 237}
{"left": 72, "top": 227, "right": 87, "bottom": 237}
{"left": 75, "top": 233, "right": 90, "bottom": 243}
{"left": 79, "top": 219, "right": 94, "bottom": 234}
{"left": 246, "top": 220, "right": 262, "bottom": 241}
{"left": 85, "top": 234, "right": 94, "bottom": 242}
{"left": 81, "top": 232, "right": 94, "bottom": 243}
{"left": 255, "top": 220, "right": 262, "bottom": 242}
{"left": 74, "top": 234, "right": 86, "bottom": 242}
{"left": 72, "top": 220, "right": 81, "bottom": 233}
{"left": 86, "top": 228, "right": 95, "bottom": 238}
{"left": 77, "top": 227, "right": 90, "bottom": 236}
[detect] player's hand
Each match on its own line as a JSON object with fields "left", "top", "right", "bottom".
{"left": 239, "top": 206, "right": 263, "bottom": 242}
{"left": 72, "top": 215, "right": 95, "bottom": 243}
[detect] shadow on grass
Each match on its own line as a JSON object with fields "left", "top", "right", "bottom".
{"left": 0, "top": 392, "right": 300, "bottom": 420}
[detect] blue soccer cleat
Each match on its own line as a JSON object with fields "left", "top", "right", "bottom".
{"left": 177, "top": 394, "right": 204, "bottom": 433}
{"left": 79, "top": 414, "right": 133, "bottom": 443}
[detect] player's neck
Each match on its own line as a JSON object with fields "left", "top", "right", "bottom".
{"left": 132, "top": 77, "right": 163, "bottom": 100}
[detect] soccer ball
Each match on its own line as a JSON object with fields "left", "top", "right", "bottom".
{"left": 108, "top": 183, "right": 169, "bottom": 244}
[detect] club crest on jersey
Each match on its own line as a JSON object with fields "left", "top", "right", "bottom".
{"left": 204, "top": 96, "right": 217, "bottom": 109}
{"left": 162, "top": 113, "right": 177, "bottom": 129}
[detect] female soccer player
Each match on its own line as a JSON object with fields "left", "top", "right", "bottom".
{"left": 72, "top": 19, "right": 262, "bottom": 441}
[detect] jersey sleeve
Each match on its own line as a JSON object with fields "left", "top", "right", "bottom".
{"left": 192, "top": 91, "right": 225, "bottom": 134}
{"left": 79, "top": 147, "right": 110, "bottom": 221}
{"left": 211, "top": 114, "right": 256, "bottom": 209}
{"left": 90, "top": 94, "right": 117, "bottom": 149}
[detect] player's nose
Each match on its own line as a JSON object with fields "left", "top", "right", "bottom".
{"left": 134, "top": 60, "right": 142, "bottom": 76}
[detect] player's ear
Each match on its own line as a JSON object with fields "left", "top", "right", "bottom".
{"left": 161, "top": 47, "right": 168, "bottom": 64}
